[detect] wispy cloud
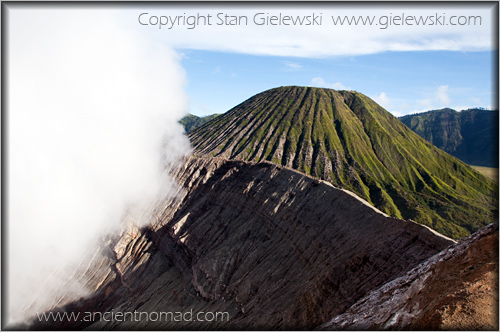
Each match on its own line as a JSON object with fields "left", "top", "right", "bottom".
{"left": 416, "top": 85, "right": 451, "bottom": 111}
{"left": 212, "top": 66, "right": 221, "bottom": 74}
{"left": 436, "top": 85, "right": 450, "bottom": 105}
{"left": 284, "top": 61, "right": 303, "bottom": 71}
{"left": 311, "top": 77, "right": 349, "bottom": 90}
{"left": 141, "top": 5, "right": 494, "bottom": 57}
{"left": 373, "top": 92, "right": 391, "bottom": 109}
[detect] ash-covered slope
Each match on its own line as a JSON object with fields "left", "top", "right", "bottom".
{"left": 31, "top": 157, "right": 453, "bottom": 330}
{"left": 321, "top": 222, "right": 499, "bottom": 330}
{"left": 189, "top": 86, "right": 498, "bottom": 239}
{"left": 399, "top": 108, "right": 499, "bottom": 167}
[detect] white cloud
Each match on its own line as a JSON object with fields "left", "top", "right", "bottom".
{"left": 195, "top": 103, "right": 215, "bottom": 116}
{"left": 284, "top": 61, "right": 303, "bottom": 70}
{"left": 416, "top": 98, "right": 433, "bottom": 109}
{"left": 137, "top": 4, "right": 494, "bottom": 57}
{"left": 311, "top": 77, "right": 349, "bottom": 90}
{"left": 415, "top": 85, "right": 452, "bottom": 112}
{"left": 373, "top": 92, "right": 391, "bottom": 109}
{"left": 436, "top": 85, "right": 450, "bottom": 105}
{"left": 7, "top": 8, "right": 190, "bottom": 325}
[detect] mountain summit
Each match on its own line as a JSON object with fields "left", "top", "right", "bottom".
{"left": 189, "top": 86, "right": 497, "bottom": 238}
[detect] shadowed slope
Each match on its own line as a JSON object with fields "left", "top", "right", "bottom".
{"left": 400, "top": 108, "right": 499, "bottom": 167}
{"left": 189, "top": 86, "right": 498, "bottom": 239}
{"left": 321, "top": 223, "right": 498, "bottom": 330}
{"left": 30, "top": 157, "right": 453, "bottom": 330}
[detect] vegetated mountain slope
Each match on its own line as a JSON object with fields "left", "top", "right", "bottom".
{"left": 30, "top": 157, "right": 454, "bottom": 330}
{"left": 399, "top": 108, "right": 499, "bottom": 167}
{"left": 179, "top": 113, "right": 221, "bottom": 133}
{"left": 188, "top": 86, "right": 498, "bottom": 239}
{"left": 321, "top": 222, "right": 499, "bottom": 330}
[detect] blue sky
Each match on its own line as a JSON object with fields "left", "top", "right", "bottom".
{"left": 180, "top": 49, "right": 496, "bottom": 117}
{"left": 126, "top": 2, "right": 497, "bottom": 117}
{"left": 8, "top": 2, "right": 498, "bottom": 120}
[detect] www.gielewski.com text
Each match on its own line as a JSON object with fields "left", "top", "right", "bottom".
{"left": 138, "top": 12, "right": 482, "bottom": 30}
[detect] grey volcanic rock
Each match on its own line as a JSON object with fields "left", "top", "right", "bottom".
{"left": 32, "top": 157, "right": 454, "bottom": 330}
{"left": 320, "top": 223, "right": 499, "bottom": 330}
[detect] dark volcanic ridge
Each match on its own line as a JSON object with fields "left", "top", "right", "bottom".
{"left": 321, "top": 222, "right": 499, "bottom": 330}
{"left": 188, "top": 86, "right": 498, "bottom": 239}
{"left": 399, "top": 108, "right": 499, "bottom": 168}
{"left": 29, "top": 156, "right": 456, "bottom": 330}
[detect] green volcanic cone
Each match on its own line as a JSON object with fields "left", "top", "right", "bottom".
{"left": 189, "top": 86, "right": 498, "bottom": 239}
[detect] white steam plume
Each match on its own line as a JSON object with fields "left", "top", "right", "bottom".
{"left": 6, "top": 8, "right": 191, "bottom": 325}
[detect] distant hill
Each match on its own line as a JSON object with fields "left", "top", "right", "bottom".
{"left": 189, "top": 86, "right": 498, "bottom": 239}
{"left": 399, "top": 108, "right": 499, "bottom": 167}
{"left": 180, "top": 113, "right": 221, "bottom": 133}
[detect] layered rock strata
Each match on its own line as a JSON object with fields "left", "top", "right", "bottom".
{"left": 32, "top": 157, "right": 454, "bottom": 330}
{"left": 321, "top": 223, "right": 499, "bottom": 330}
